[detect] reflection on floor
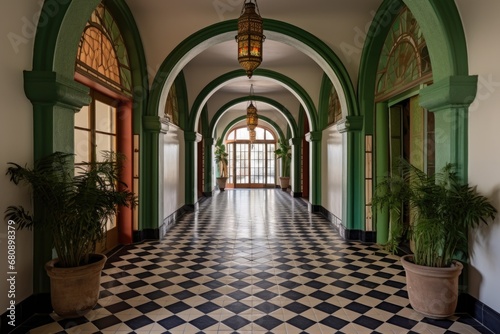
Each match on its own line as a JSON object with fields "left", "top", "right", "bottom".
{"left": 15, "top": 189, "right": 491, "bottom": 334}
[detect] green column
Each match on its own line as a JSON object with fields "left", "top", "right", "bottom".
{"left": 185, "top": 131, "right": 199, "bottom": 205}
{"left": 142, "top": 116, "right": 162, "bottom": 230}
{"left": 338, "top": 115, "right": 364, "bottom": 231}
{"left": 291, "top": 137, "right": 302, "bottom": 197}
{"left": 204, "top": 137, "right": 214, "bottom": 196}
{"left": 307, "top": 131, "right": 322, "bottom": 208}
{"left": 419, "top": 75, "right": 477, "bottom": 181}
{"left": 374, "top": 102, "right": 390, "bottom": 244}
{"left": 24, "top": 70, "right": 91, "bottom": 293}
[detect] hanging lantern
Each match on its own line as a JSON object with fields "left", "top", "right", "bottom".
{"left": 235, "top": 0, "right": 265, "bottom": 78}
{"left": 249, "top": 129, "right": 256, "bottom": 143}
{"left": 246, "top": 102, "right": 258, "bottom": 131}
{"left": 246, "top": 84, "right": 258, "bottom": 130}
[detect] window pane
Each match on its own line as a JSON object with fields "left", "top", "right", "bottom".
{"left": 75, "top": 129, "right": 90, "bottom": 164}
{"left": 225, "top": 127, "right": 278, "bottom": 186}
{"left": 75, "top": 105, "right": 90, "bottom": 128}
{"left": 95, "top": 133, "right": 116, "bottom": 160}
{"left": 236, "top": 128, "right": 249, "bottom": 140}
{"left": 227, "top": 143, "right": 234, "bottom": 183}
{"left": 95, "top": 100, "right": 116, "bottom": 133}
{"left": 267, "top": 143, "right": 275, "bottom": 184}
{"left": 256, "top": 127, "right": 265, "bottom": 139}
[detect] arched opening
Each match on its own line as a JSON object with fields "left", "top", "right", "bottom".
{"left": 224, "top": 126, "right": 277, "bottom": 189}
{"left": 358, "top": 0, "right": 473, "bottom": 244}
{"left": 74, "top": 3, "right": 135, "bottom": 250}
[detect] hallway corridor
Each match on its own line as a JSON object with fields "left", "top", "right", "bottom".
{"left": 20, "top": 189, "right": 489, "bottom": 334}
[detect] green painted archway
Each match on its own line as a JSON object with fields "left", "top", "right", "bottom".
{"left": 148, "top": 19, "right": 359, "bottom": 122}
{"left": 219, "top": 116, "right": 285, "bottom": 143}
{"left": 184, "top": 68, "right": 315, "bottom": 204}
{"left": 25, "top": 0, "right": 149, "bottom": 293}
{"left": 148, "top": 18, "right": 361, "bottom": 211}
{"left": 358, "top": 0, "right": 475, "bottom": 243}
{"left": 190, "top": 69, "right": 313, "bottom": 134}
{"left": 204, "top": 96, "right": 292, "bottom": 194}
{"left": 208, "top": 96, "right": 298, "bottom": 138}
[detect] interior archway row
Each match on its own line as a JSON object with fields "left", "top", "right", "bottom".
{"left": 25, "top": 0, "right": 475, "bottom": 293}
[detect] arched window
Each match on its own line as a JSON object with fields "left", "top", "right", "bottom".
{"left": 74, "top": 3, "right": 135, "bottom": 248}
{"left": 375, "top": 6, "right": 432, "bottom": 102}
{"left": 225, "top": 126, "right": 276, "bottom": 188}
{"left": 76, "top": 4, "right": 132, "bottom": 96}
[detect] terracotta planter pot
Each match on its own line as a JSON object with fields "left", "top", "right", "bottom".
{"left": 279, "top": 176, "right": 290, "bottom": 190}
{"left": 401, "top": 254, "right": 463, "bottom": 319}
{"left": 216, "top": 177, "right": 228, "bottom": 191}
{"left": 45, "top": 254, "right": 107, "bottom": 318}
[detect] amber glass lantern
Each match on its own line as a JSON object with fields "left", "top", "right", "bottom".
{"left": 235, "top": 0, "right": 265, "bottom": 78}
{"left": 246, "top": 102, "right": 258, "bottom": 131}
{"left": 249, "top": 129, "right": 256, "bottom": 143}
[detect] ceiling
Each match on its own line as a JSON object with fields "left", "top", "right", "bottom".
{"left": 124, "top": 0, "right": 384, "bottom": 133}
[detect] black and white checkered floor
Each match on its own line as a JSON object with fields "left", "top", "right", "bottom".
{"left": 17, "top": 189, "right": 492, "bottom": 333}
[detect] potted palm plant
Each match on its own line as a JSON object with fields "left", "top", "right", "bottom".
{"left": 5, "top": 151, "right": 137, "bottom": 318}
{"left": 274, "top": 137, "right": 291, "bottom": 190}
{"left": 214, "top": 137, "right": 228, "bottom": 191}
{"left": 371, "top": 158, "right": 496, "bottom": 318}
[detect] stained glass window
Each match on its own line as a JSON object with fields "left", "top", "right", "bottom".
{"left": 328, "top": 87, "right": 342, "bottom": 125}
{"left": 76, "top": 4, "right": 132, "bottom": 96}
{"left": 375, "top": 6, "right": 432, "bottom": 100}
{"left": 165, "top": 84, "right": 179, "bottom": 125}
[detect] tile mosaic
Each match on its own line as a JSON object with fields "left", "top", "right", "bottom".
{"left": 13, "top": 189, "right": 491, "bottom": 334}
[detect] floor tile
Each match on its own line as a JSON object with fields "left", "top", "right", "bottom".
{"left": 11, "top": 189, "right": 493, "bottom": 334}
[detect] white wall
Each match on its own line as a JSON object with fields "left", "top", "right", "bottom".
{"left": 321, "top": 125, "right": 343, "bottom": 221}
{"left": 0, "top": 2, "right": 41, "bottom": 312}
{"left": 162, "top": 125, "right": 186, "bottom": 222}
{"left": 456, "top": 0, "right": 500, "bottom": 313}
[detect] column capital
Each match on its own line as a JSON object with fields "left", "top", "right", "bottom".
{"left": 305, "top": 131, "right": 322, "bottom": 143}
{"left": 24, "top": 70, "right": 90, "bottom": 110}
{"left": 420, "top": 75, "right": 478, "bottom": 111}
{"left": 143, "top": 115, "right": 162, "bottom": 133}
{"left": 337, "top": 115, "right": 364, "bottom": 133}
{"left": 185, "top": 131, "right": 202, "bottom": 142}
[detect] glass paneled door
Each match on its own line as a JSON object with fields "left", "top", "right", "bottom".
{"left": 225, "top": 127, "right": 276, "bottom": 188}
{"left": 75, "top": 91, "right": 119, "bottom": 253}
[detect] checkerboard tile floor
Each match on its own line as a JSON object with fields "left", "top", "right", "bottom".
{"left": 15, "top": 189, "right": 492, "bottom": 334}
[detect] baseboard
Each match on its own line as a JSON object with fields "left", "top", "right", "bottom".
{"left": 159, "top": 204, "right": 192, "bottom": 239}
{"left": 458, "top": 294, "right": 500, "bottom": 333}
{"left": 1, "top": 293, "right": 51, "bottom": 332}
{"left": 316, "top": 205, "right": 376, "bottom": 243}
{"left": 132, "top": 203, "right": 196, "bottom": 243}
{"left": 133, "top": 228, "right": 160, "bottom": 242}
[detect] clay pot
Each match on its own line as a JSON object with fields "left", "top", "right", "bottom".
{"left": 279, "top": 176, "right": 290, "bottom": 190}
{"left": 401, "top": 254, "right": 463, "bottom": 319}
{"left": 45, "top": 254, "right": 107, "bottom": 318}
{"left": 216, "top": 177, "right": 228, "bottom": 191}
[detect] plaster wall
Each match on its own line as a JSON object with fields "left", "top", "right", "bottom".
{"left": 456, "top": 0, "right": 500, "bottom": 313}
{"left": 0, "top": 1, "right": 41, "bottom": 312}
{"left": 321, "top": 125, "right": 344, "bottom": 221}
{"left": 162, "top": 125, "right": 186, "bottom": 222}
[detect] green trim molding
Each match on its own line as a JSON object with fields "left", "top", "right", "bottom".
{"left": 210, "top": 96, "right": 296, "bottom": 138}
{"left": 419, "top": 75, "right": 478, "bottom": 180}
{"left": 27, "top": 0, "right": 149, "bottom": 293}
{"left": 208, "top": 115, "right": 284, "bottom": 194}
{"left": 358, "top": 0, "right": 473, "bottom": 244}
{"left": 195, "top": 69, "right": 311, "bottom": 135}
